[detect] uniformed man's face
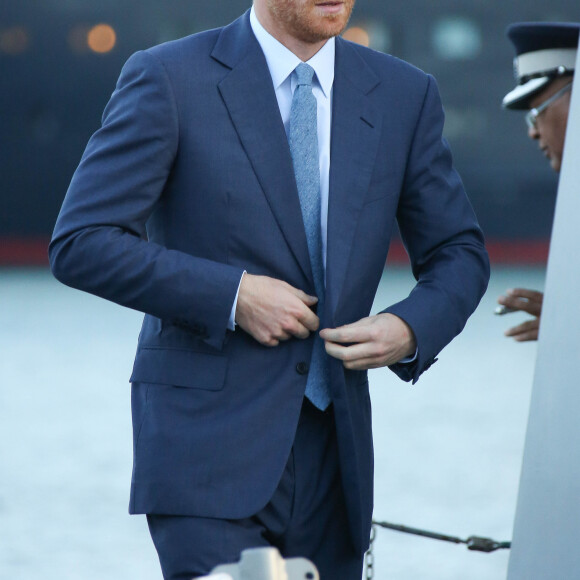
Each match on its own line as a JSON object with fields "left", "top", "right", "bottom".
{"left": 256, "top": 0, "right": 355, "bottom": 50}
{"left": 527, "top": 77, "right": 572, "bottom": 173}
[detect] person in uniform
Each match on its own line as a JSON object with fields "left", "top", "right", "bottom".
{"left": 497, "top": 22, "right": 578, "bottom": 341}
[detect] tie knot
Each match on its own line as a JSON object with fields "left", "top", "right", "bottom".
{"left": 295, "top": 63, "right": 315, "bottom": 87}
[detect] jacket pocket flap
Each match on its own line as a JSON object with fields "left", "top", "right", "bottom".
{"left": 130, "top": 347, "right": 227, "bottom": 390}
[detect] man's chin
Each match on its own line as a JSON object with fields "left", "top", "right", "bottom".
{"left": 306, "top": 19, "right": 350, "bottom": 41}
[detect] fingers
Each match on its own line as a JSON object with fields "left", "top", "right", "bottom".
{"left": 287, "top": 284, "right": 319, "bottom": 307}
{"left": 497, "top": 287, "right": 542, "bottom": 342}
{"left": 235, "top": 274, "right": 320, "bottom": 346}
{"left": 324, "top": 340, "right": 387, "bottom": 370}
{"left": 274, "top": 281, "right": 319, "bottom": 335}
{"left": 321, "top": 314, "right": 416, "bottom": 370}
{"left": 507, "top": 288, "right": 544, "bottom": 303}
{"left": 296, "top": 303, "right": 320, "bottom": 333}
{"left": 324, "top": 340, "right": 369, "bottom": 362}
{"left": 283, "top": 284, "right": 319, "bottom": 332}
{"left": 505, "top": 319, "right": 540, "bottom": 342}
{"left": 319, "top": 317, "right": 370, "bottom": 344}
{"left": 282, "top": 318, "right": 315, "bottom": 340}
{"left": 497, "top": 288, "right": 543, "bottom": 316}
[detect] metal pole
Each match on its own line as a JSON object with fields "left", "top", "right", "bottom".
{"left": 507, "top": 33, "right": 580, "bottom": 580}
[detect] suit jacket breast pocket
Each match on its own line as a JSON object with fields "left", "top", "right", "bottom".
{"left": 129, "top": 346, "right": 227, "bottom": 391}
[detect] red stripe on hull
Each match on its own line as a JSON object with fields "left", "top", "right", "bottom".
{"left": 387, "top": 240, "right": 549, "bottom": 265}
{"left": 0, "top": 238, "right": 550, "bottom": 267}
{"left": 0, "top": 238, "right": 49, "bottom": 266}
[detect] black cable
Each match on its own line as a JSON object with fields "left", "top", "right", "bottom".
{"left": 372, "top": 520, "right": 511, "bottom": 553}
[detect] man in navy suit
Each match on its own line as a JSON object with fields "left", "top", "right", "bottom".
{"left": 50, "top": 1, "right": 489, "bottom": 578}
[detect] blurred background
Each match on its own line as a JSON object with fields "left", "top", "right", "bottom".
{"left": 1, "top": 0, "right": 577, "bottom": 263}
{"left": 1, "top": 0, "right": 576, "bottom": 578}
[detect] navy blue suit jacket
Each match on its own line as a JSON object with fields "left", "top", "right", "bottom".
{"left": 50, "top": 12, "right": 489, "bottom": 554}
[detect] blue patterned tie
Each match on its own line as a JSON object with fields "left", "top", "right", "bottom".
{"left": 289, "top": 63, "right": 330, "bottom": 410}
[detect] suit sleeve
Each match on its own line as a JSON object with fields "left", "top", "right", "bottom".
{"left": 383, "top": 75, "right": 490, "bottom": 383}
{"left": 49, "top": 50, "right": 243, "bottom": 350}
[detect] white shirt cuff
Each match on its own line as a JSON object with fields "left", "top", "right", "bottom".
{"left": 398, "top": 348, "right": 418, "bottom": 364}
{"left": 228, "top": 271, "right": 246, "bottom": 331}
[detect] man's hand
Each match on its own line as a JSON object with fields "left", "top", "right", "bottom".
{"left": 497, "top": 288, "right": 543, "bottom": 342}
{"left": 235, "top": 274, "right": 320, "bottom": 347}
{"left": 320, "top": 313, "right": 416, "bottom": 370}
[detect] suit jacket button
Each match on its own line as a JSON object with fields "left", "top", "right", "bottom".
{"left": 296, "top": 362, "right": 309, "bottom": 375}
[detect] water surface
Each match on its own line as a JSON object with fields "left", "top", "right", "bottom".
{"left": 0, "top": 266, "right": 542, "bottom": 579}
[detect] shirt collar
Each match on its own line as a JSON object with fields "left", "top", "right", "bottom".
{"left": 250, "top": 6, "right": 335, "bottom": 98}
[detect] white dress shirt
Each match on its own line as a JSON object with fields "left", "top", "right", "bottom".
{"left": 228, "top": 7, "right": 334, "bottom": 329}
{"left": 250, "top": 6, "right": 334, "bottom": 267}
{"left": 229, "top": 7, "right": 417, "bottom": 363}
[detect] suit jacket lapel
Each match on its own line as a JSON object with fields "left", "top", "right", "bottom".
{"left": 212, "top": 13, "right": 313, "bottom": 286}
{"left": 326, "top": 38, "right": 382, "bottom": 322}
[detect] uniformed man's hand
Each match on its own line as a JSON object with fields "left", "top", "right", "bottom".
{"left": 320, "top": 313, "right": 416, "bottom": 370}
{"left": 235, "top": 274, "right": 320, "bottom": 347}
{"left": 497, "top": 288, "right": 543, "bottom": 342}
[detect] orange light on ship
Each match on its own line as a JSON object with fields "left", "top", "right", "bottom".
{"left": 87, "top": 24, "right": 116, "bottom": 54}
{"left": 0, "top": 26, "right": 30, "bottom": 55}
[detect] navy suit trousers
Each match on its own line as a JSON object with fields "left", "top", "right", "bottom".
{"left": 147, "top": 399, "right": 364, "bottom": 579}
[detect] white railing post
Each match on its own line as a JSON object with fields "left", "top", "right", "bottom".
{"left": 197, "top": 547, "right": 319, "bottom": 580}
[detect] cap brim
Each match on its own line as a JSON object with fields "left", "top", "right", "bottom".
{"left": 502, "top": 76, "right": 552, "bottom": 110}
